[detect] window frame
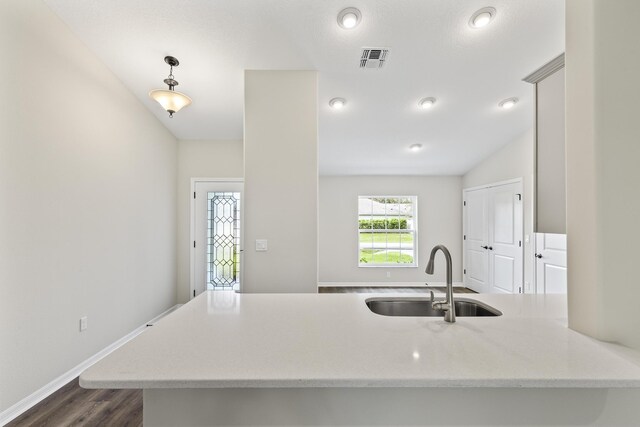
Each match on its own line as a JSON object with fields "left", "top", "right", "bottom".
{"left": 357, "top": 195, "right": 419, "bottom": 268}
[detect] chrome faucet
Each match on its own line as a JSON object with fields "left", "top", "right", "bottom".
{"left": 425, "top": 245, "right": 456, "bottom": 323}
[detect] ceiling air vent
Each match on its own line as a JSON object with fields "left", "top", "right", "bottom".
{"left": 360, "top": 48, "right": 389, "bottom": 69}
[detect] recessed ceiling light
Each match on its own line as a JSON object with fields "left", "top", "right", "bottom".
{"left": 329, "top": 97, "right": 346, "bottom": 109}
{"left": 498, "top": 97, "right": 518, "bottom": 109}
{"left": 469, "top": 7, "right": 496, "bottom": 29}
{"left": 409, "top": 144, "right": 423, "bottom": 152}
{"left": 338, "top": 7, "right": 361, "bottom": 29}
{"left": 418, "top": 97, "right": 436, "bottom": 109}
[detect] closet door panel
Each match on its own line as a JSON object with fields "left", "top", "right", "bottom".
{"left": 492, "top": 190, "right": 515, "bottom": 244}
{"left": 488, "top": 182, "right": 523, "bottom": 294}
{"left": 492, "top": 255, "right": 515, "bottom": 293}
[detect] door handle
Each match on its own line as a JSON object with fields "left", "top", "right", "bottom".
{"left": 535, "top": 253, "right": 542, "bottom": 259}
{"left": 481, "top": 245, "right": 489, "bottom": 249}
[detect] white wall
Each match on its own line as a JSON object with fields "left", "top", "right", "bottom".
{"left": 462, "top": 130, "right": 535, "bottom": 292}
{"left": 319, "top": 176, "right": 462, "bottom": 285}
{"left": 536, "top": 68, "right": 566, "bottom": 234}
{"left": 566, "top": 0, "right": 640, "bottom": 350}
{"left": 243, "top": 71, "right": 318, "bottom": 293}
{"left": 176, "top": 140, "right": 243, "bottom": 303}
{"left": 0, "top": 0, "right": 177, "bottom": 413}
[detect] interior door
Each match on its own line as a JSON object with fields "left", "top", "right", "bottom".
{"left": 488, "top": 182, "right": 523, "bottom": 294}
{"left": 463, "top": 188, "right": 489, "bottom": 293}
{"left": 193, "top": 180, "right": 244, "bottom": 298}
{"left": 535, "top": 233, "right": 567, "bottom": 293}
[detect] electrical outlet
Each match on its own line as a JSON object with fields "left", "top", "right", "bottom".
{"left": 386, "top": 271, "right": 391, "bottom": 278}
{"left": 80, "top": 316, "right": 88, "bottom": 332}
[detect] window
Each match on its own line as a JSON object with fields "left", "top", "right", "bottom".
{"left": 358, "top": 196, "right": 417, "bottom": 267}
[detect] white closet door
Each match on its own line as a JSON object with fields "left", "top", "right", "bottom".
{"left": 535, "top": 233, "right": 567, "bottom": 293}
{"left": 488, "top": 182, "right": 523, "bottom": 294}
{"left": 464, "top": 188, "right": 489, "bottom": 293}
{"left": 464, "top": 181, "right": 524, "bottom": 294}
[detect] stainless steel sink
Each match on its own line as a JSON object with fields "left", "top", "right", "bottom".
{"left": 365, "top": 297, "right": 502, "bottom": 317}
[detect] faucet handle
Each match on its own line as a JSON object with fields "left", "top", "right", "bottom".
{"left": 430, "top": 290, "right": 435, "bottom": 303}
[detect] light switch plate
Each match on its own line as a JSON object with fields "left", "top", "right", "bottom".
{"left": 255, "top": 239, "right": 268, "bottom": 251}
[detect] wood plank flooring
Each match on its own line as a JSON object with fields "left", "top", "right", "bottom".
{"left": 7, "top": 378, "right": 142, "bottom": 427}
{"left": 8, "top": 286, "right": 475, "bottom": 426}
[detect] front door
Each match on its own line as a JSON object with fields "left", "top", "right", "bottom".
{"left": 192, "top": 180, "right": 244, "bottom": 298}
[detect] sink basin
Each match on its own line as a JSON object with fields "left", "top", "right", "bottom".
{"left": 365, "top": 297, "right": 502, "bottom": 317}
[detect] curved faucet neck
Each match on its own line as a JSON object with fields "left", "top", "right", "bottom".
{"left": 426, "top": 245, "right": 456, "bottom": 322}
{"left": 427, "top": 245, "right": 452, "bottom": 286}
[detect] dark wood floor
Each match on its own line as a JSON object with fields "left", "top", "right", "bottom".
{"left": 7, "top": 378, "right": 142, "bottom": 427}
{"left": 9, "top": 286, "right": 475, "bottom": 426}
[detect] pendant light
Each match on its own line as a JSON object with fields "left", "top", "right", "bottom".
{"left": 149, "top": 56, "right": 192, "bottom": 118}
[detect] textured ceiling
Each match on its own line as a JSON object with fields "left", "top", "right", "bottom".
{"left": 44, "top": 0, "right": 564, "bottom": 175}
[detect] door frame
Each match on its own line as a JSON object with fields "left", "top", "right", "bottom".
{"left": 190, "top": 178, "right": 244, "bottom": 299}
{"left": 462, "top": 177, "right": 524, "bottom": 293}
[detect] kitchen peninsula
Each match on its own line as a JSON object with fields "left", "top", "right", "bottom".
{"left": 81, "top": 292, "right": 640, "bottom": 426}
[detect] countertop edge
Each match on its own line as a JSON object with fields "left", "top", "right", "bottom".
{"left": 79, "top": 376, "right": 640, "bottom": 390}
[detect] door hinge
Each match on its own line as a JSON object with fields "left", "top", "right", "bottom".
{"left": 519, "top": 240, "right": 522, "bottom": 247}
{"left": 516, "top": 193, "right": 522, "bottom": 201}
{"left": 193, "top": 290, "right": 196, "bottom": 297}
{"left": 463, "top": 235, "right": 466, "bottom": 240}
{"left": 193, "top": 241, "right": 196, "bottom": 248}
{"left": 464, "top": 269, "right": 466, "bottom": 275}
{"left": 518, "top": 286, "right": 522, "bottom": 294}
{"left": 463, "top": 201, "right": 466, "bottom": 206}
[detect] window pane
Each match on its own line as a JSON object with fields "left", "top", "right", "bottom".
{"left": 398, "top": 250, "right": 415, "bottom": 264}
{"left": 399, "top": 232, "right": 414, "bottom": 246}
{"left": 359, "top": 248, "right": 374, "bottom": 264}
{"left": 372, "top": 250, "right": 388, "bottom": 264}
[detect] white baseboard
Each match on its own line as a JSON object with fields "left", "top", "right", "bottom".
{"left": 318, "top": 282, "right": 465, "bottom": 288}
{"left": 0, "top": 304, "right": 181, "bottom": 426}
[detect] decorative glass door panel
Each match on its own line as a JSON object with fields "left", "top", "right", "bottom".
{"left": 208, "top": 192, "right": 241, "bottom": 290}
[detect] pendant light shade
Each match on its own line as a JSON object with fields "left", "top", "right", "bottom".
{"left": 149, "top": 56, "right": 192, "bottom": 117}
{"left": 149, "top": 89, "right": 192, "bottom": 116}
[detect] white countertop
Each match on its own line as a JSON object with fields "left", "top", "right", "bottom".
{"left": 80, "top": 291, "right": 640, "bottom": 389}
